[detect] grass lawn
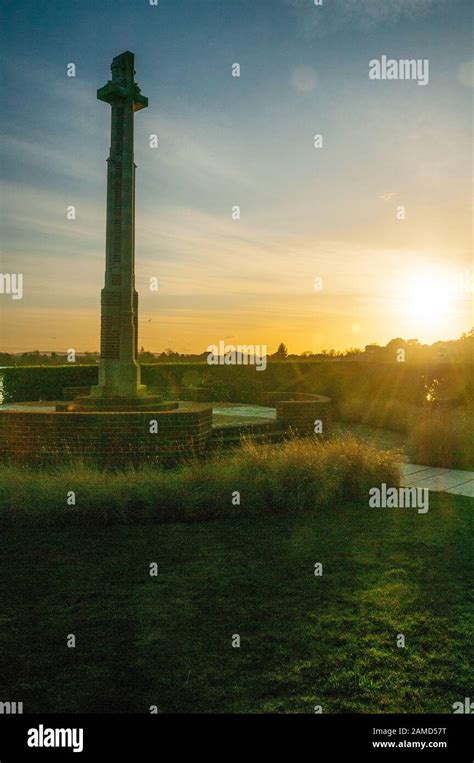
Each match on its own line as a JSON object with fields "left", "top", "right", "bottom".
{"left": 0, "top": 491, "right": 472, "bottom": 714}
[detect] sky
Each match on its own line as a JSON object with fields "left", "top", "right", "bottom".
{"left": 0, "top": 0, "right": 472, "bottom": 354}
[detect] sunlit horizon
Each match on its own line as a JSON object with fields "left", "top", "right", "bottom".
{"left": 1, "top": 0, "right": 472, "bottom": 355}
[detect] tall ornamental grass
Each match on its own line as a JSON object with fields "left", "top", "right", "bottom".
{"left": 407, "top": 406, "right": 473, "bottom": 470}
{"left": 0, "top": 436, "right": 399, "bottom": 527}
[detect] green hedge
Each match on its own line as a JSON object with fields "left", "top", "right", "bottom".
{"left": 144, "top": 361, "right": 471, "bottom": 407}
{"left": 1, "top": 361, "right": 472, "bottom": 406}
{"left": 0, "top": 365, "right": 99, "bottom": 403}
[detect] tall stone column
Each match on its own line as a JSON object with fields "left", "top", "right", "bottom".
{"left": 92, "top": 51, "right": 148, "bottom": 400}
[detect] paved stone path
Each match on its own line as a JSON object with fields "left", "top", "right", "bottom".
{"left": 399, "top": 463, "right": 474, "bottom": 498}
{"left": 211, "top": 403, "right": 276, "bottom": 428}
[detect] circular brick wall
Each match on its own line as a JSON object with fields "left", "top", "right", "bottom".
{"left": 0, "top": 402, "right": 213, "bottom": 466}
{"left": 274, "top": 393, "right": 332, "bottom": 436}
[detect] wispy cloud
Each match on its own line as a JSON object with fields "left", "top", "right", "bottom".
{"left": 0, "top": 182, "right": 104, "bottom": 257}
{"left": 284, "top": 0, "right": 448, "bottom": 36}
{"left": 138, "top": 110, "right": 252, "bottom": 190}
{"left": 0, "top": 136, "right": 102, "bottom": 182}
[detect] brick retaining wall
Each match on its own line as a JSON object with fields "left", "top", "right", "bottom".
{"left": 0, "top": 403, "right": 212, "bottom": 465}
{"left": 275, "top": 394, "right": 333, "bottom": 436}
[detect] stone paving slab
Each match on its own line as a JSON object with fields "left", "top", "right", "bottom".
{"left": 399, "top": 462, "right": 474, "bottom": 498}
{"left": 400, "top": 463, "right": 435, "bottom": 477}
{"left": 211, "top": 403, "right": 276, "bottom": 428}
{"left": 445, "top": 481, "right": 474, "bottom": 497}
{"left": 401, "top": 465, "right": 455, "bottom": 479}
{"left": 404, "top": 472, "right": 474, "bottom": 490}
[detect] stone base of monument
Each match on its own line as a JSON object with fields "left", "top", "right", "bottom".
{"left": 56, "top": 396, "right": 178, "bottom": 413}
{"left": 0, "top": 402, "right": 213, "bottom": 466}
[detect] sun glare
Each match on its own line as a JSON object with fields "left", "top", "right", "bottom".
{"left": 402, "top": 272, "right": 457, "bottom": 326}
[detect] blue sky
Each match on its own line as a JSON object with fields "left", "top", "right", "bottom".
{"left": 1, "top": 0, "right": 472, "bottom": 352}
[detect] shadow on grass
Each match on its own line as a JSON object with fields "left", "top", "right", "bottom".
{"left": 0, "top": 491, "right": 471, "bottom": 713}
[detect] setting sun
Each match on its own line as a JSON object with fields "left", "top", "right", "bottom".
{"left": 402, "top": 272, "right": 457, "bottom": 326}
